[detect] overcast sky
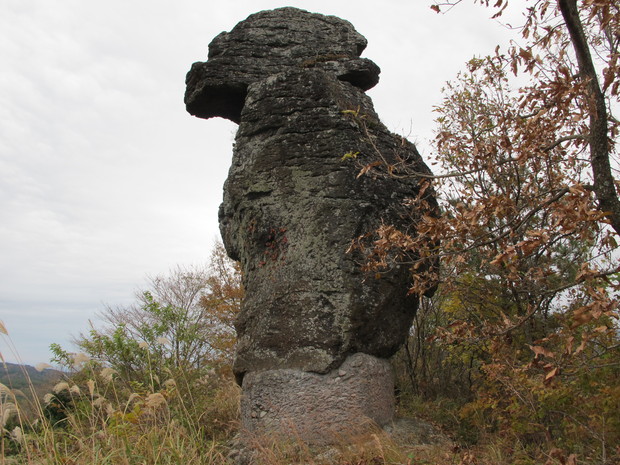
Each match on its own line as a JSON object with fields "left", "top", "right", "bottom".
{"left": 0, "top": 0, "right": 520, "bottom": 366}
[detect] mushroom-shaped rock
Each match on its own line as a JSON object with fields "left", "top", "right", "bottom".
{"left": 185, "top": 7, "right": 437, "bottom": 445}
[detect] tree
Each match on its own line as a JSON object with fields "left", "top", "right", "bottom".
{"left": 430, "top": 0, "right": 620, "bottom": 232}
{"left": 61, "top": 241, "right": 242, "bottom": 390}
{"left": 558, "top": 0, "right": 620, "bottom": 234}
{"left": 354, "top": 1, "right": 619, "bottom": 461}
{"left": 198, "top": 241, "right": 243, "bottom": 366}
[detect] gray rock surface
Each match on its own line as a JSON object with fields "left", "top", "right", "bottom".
{"left": 241, "top": 353, "right": 394, "bottom": 444}
{"left": 185, "top": 7, "right": 379, "bottom": 123}
{"left": 185, "top": 7, "right": 438, "bottom": 444}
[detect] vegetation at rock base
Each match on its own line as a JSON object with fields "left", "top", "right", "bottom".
{"left": 0, "top": 241, "right": 242, "bottom": 464}
{"left": 1, "top": 1, "right": 619, "bottom": 464}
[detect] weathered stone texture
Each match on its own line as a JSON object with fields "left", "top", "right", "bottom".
{"left": 185, "top": 7, "right": 380, "bottom": 123}
{"left": 224, "top": 66, "right": 432, "bottom": 382}
{"left": 241, "top": 353, "right": 394, "bottom": 444}
{"left": 185, "top": 7, "right": 437, "bottom": 445}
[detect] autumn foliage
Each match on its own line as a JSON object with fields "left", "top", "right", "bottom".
{"left": 2, "top": 3, "right": 619, "bottom": 464}
{"left": 356, "top": 1, "right": 620, "bottom": 463}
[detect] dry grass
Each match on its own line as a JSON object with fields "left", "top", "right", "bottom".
{"left": 0, "top": 356, "right": 509, "bottom": 465}
{"left": 2, "top": 319, "right": 582, "bottom": 465}
{"left": 0, "top": 359, "right": 458, "bottom": 465}
{"left": 0, "top": 369, "right": 240, "bottom": 465}
{"left": 0, "top": 322, "right": 239, "bottom": 465}
{"left": 236, "top": 429, "right": 414, "bottom": 465}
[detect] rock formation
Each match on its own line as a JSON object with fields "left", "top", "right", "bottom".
{"left": 185, "top": 7, "right": 437, "bottom": 444}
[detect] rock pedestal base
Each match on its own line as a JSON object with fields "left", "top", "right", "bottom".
{"left": 239, "top": 353, "right": 394, "bottom": 445}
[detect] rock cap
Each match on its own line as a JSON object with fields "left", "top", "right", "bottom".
{"left": 185, "top": 7, "right": 380, "bottom": 123}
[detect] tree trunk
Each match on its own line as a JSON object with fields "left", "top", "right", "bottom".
{"left": 559, "top": 0, "right": 620, "bottom": 236}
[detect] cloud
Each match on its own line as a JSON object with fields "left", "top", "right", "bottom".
{"left": 0, "top": 0, "right": 517, "bottom": 365}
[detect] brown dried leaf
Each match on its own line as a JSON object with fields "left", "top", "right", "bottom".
{"left": 602, "top": 68, "right": 615, "bottom": 92}
{"left": 575, "top": 337, "right": 587, "bottom": 355}
{"left": 545, "top": 366, "right": 559, "bottom": 382}
{"left": 356, "top": 161, "right": 382, "bottom": 179}
{"left": 490, "top": 251, "right": 509, "bottom": 266}
{"left": 530, "top": 345, "right": 555, "bottom": 359}
{"left": 519, "top": 48, "right": 533, "bottom": 61}
{"left": 572, "top": 306, "right": 594, "bottom": 327}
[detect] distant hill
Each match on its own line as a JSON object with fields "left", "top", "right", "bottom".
{"left": 0, "top": 362, "right": 64, "bottom": 399}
